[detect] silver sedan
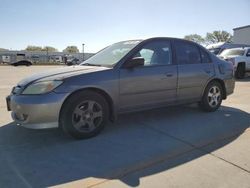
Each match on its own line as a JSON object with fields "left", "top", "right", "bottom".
{"left": 6, "top": 37, "right": 235, "bottom": 139}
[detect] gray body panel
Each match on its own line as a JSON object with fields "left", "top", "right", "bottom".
{"left": 119, "top": 65, "right": 177, "bottom": 112}
{"left": 7, "top": 37, "right": 235, "bottom": 129}
{"left": 177, "top": 63, "right": 215, "bottom": 101}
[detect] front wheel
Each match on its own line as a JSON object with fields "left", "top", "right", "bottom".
{"left": 199, "top": 82, "right": 223, "bottom": 112}
{"left": 60, "top": 91, "right": 109, "bottom": 139}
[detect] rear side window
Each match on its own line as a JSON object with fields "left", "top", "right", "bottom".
{"left": 175, "top": 41, "right": 201, "bottom": 64}
{"left": 200, "top": 48, "right": 211, "bottom": 63}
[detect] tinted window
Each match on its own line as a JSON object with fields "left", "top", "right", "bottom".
{"left": 139, "top": 49, "right": 154, "bottom": 65}
{"left": 200, "top": 48, "right": 211, "bottom": 63}
{"left": 133, "top": 41, "right": 172, "bottom": 66}
{"left": 175, "top": 41, "right": 201, "bottom": 64}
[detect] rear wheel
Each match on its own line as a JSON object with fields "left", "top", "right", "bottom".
{"left": 60, "top": 91, "right": 109, "bottom": 139}
{"left": 199, "top": 81, "right": 223, "bottom": 112}
{"left": 235, "top": 63, "right": 245, "bottom": 79}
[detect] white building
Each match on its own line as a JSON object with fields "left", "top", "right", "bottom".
{"left": 233, "top": 25, "right": 250, "bottom": 45}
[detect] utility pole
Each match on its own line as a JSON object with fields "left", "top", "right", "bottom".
{"left": 46, "top": 47, "right": 49, "bottom": 63}
{"left": 82, "top": 43, "right": 85, "bottom": 61}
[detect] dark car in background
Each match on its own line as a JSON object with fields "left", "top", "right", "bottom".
{"left": 10, "top": 53, "right": 32, "bottom": 66}
{"left": 66, "top": 57, "right": 80, "bottom": 66}
{"left": 7, "top": 37, "right": 235, "bottom": 139}
{"left": 11, "top": 60, "right": 32, "bottom": 66}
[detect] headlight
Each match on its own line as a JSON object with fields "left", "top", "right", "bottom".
{"left": 22, "top": 80, "right": 63, "bottom": 95}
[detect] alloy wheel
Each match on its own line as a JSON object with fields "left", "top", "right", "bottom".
{"left": 207, "top": 86, "right": 221, "bottom": 108}
{"left": 72, "top": 100, "right": 103, "bottom": 133}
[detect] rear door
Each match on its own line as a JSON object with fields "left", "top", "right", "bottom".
{"left": 174, "top": 40, "right": 215, "bottom": 101}
{"left": 119, "top": 39, "right": 177, "bottom": 111}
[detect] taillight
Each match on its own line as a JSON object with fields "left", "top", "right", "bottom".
{"left": 227, "top": 61, "right": 234, "bottom": 76}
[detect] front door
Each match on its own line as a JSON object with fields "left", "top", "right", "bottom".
{"left": 119, "top": 40, "right": 177, "bottom": 112}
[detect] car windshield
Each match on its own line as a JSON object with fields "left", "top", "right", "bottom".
{"left": 80, "top": 40, "right": 142, "bottom": 67}
{"left": 220, "top": 49, "right": 245, "bottom": 57}
{"left": 208, "top": 48, "right": 221, "bottom": 55}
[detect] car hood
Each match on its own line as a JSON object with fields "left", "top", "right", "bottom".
{"left": 219, "top": 55, "right": 239, "bottom": 59}
{"left": 17, "top": 65, "right": 111, "bottom": 86}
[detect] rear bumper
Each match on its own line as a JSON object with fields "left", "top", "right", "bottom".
{"left": 8, "top": 92, "right": 69, "bottom": 129}
{"left": 224, "top": 78, "right": 235, "bottom": 97}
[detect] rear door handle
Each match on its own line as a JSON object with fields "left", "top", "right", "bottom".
{"left": 204, "top": 69, "right": 211, "bottom": 74}
{"left": 165, "top": 72, "right": 173, "bottom": 77}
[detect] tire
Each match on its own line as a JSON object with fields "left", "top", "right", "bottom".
{"left": 235, "top": 63, "right": 245, "bottom": 79}
{"left": 199, "top": 81, "right": 223, "bottom": 112}
{"left": 60, "top": 91, "right": 109, "bottom": 139}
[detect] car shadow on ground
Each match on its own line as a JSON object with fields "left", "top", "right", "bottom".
{"left": 0, "top": 105, "right": 249, "bottom": 187}
{"left": 236, "top": 74, "right": 250, "bottom": 82}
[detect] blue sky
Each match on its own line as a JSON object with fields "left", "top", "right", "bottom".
{"left": 0, "top": 0, "right": 249, "bottom": 52}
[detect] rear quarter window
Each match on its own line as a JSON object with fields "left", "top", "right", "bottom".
{"left": 200, "top": 48, "right": 212, "bottom": 63}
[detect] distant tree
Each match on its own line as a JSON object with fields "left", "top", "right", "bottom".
{"left": 63, "top": 46, "right": 80, "bottom": 53}
{"left": 25, "top": 45, "right": 43, "bottom": 51}
{"left": 25, "top": 45, "right": 58, "bottom": 52}
{"left": 184, "top": 34, "right": 205, "bottom": 45}
{"left": 205, "top": 30, "right": 233, "bottom": 44}
{"left": 0, "top": 48, "right": 8, "bottom": 51}
{"left": 42, "top": 46, "right": 58, "bottom": 52}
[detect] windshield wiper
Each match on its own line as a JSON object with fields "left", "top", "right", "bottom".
{"left": 81, "top": 63, "right": 102, "bottom": 67}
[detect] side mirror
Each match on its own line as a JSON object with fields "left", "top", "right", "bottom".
{"left": 124, "top": 57, "right": 145, "bottom": 69}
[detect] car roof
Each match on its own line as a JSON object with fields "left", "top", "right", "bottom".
{"left": 112, "top": 37, "right": 200, "bottom": 49}
{"left": 206, "top": 42, "right": 226, "bottom": 49}
{"left": 206, "top": 42, "right": 250, "bottom": 49}
{"left": 119, "top": 37, "right": 198, "bottom": 43}
{"left": 224, "top": 47, "right": 250, "bottom": 51}
{"left": 143, "top": 37, "right": 193, "bottom": 42}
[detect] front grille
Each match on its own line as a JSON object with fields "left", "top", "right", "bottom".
{"left": 12, "top": 85, "right": 23, "bottom": 95}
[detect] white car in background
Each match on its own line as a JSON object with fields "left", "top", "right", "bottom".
{"left": 2, "top": 55, "right": 11, "bottom": 64}
{"left": 207, "top": 42, "right": 250, "bottom": 55}
{"left": 219, "top": 47, "right": 250, "bottom": 79}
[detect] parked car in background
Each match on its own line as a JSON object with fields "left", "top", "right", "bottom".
{"left": 2, "top": 55, "right": 11, "bottom": 64}
{"left": 219, "top": 47, "right": 250, "bottom": 79}
{"left": 55, "top": 56, "right": 63, "bottom": 63}
{"left": 207, "top": 42, "right": 250, "bottom": 55}
{"left": 30, "top": 55, "right": 40, "bottom": 64}
{"left": 9, "top": 53, "right": 32, "bottom": 66}
{"left": 66, "top": 57, "right": 80, "bottom": 66}
{"left": 6, "top": 37, "right": 235, "bottom": 139}
{"left": 10, "top": 60, "right": 32, "bottom": 66}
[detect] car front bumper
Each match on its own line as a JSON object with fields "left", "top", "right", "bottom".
{"left": 7, "top": 92, "right": 69, "bottom": 129}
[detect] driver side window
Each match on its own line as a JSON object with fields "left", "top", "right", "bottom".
{"left": 140, "top": 49, "right": 154, "bottom": 65}
{"left": 133, "top": 40, "right": 172, "bottom": 66}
